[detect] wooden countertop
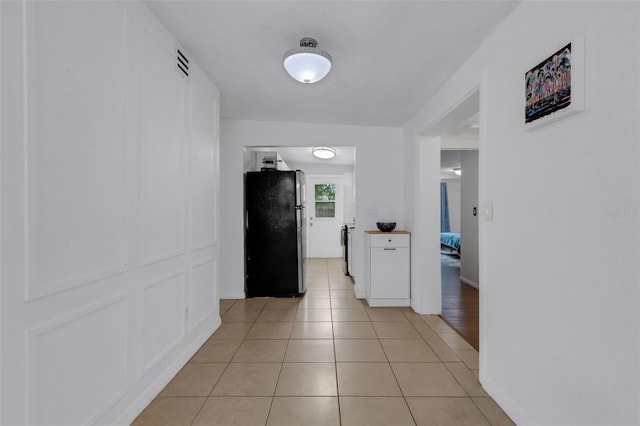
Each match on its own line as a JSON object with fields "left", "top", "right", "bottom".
{"left": 365, "top": 230, "right": 410, "bottom": 234}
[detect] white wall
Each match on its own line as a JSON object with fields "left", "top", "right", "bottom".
{"left": 221, "top": 119, "right": 404, "bottom": 299}
{"left": 286, "top": 162, "right": 357, "bottom": 225}
{"left": 343, "top": 172, "right": 356, "bottom": 224}
{"left": 286, "top": 163, "right": 354, "bottom": 175}
{"left": 405, "top": 2, "right": 640, "bottom": 425}
{"left": 404, "top": 133, "right": 442, "bottom": 315}
{"left": 0, "top": 2, "right": 220, "bottom": 425}
{"left": 441, "top": 134, "right": 479, "bottom": 150}
{"left": 459, "top": 151, "right": 479, "bottom": 287}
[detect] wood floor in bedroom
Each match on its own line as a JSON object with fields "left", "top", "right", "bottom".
{"left": 441, "top": 263, "right": 479, "bottom": 350}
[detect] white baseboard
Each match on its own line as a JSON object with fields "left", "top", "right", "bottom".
{"left": 366, "top": 298, "right": 411, "bottom": 307}
{"left": 115, "top": 315, "right": 221, "bottom": 425}
{"left": 460, "top": 276, "right": 478, "bottom": 289}
{"left": 481, "top": 374, "right": 534, "bottom": 426}
{"left": 219, "top": 291, "right": 246, "bottom": 299}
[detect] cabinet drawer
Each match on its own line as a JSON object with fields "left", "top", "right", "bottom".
{"left": 370, "top": 234, "right": 409, "bottom": 248}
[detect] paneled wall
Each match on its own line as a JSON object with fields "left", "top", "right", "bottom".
{"left": 0, "top": 2, "right": 220, "bottom": 425}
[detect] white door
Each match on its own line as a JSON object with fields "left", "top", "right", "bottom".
{"left": 307, "top": 176, "right": 343, "bottom": 258}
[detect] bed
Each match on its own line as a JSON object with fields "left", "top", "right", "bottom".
{"left": 440, "top": 232, "right": 461, "bottom": 255}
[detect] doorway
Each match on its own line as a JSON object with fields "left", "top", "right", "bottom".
{"left": 307, "top": 175, "right": 344, "bottom": 258}
{"left": 440, "top": 148, "right": 479, "bottom": 349}
{"left": 424, "top": 93, "right": 480, "bottom": 349}
{"left": 243, "top": 146, "right": 356, "bottom": 263}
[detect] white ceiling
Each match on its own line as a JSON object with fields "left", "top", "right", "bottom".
{"left": 446, "top": 112, "right": 479, "bottom": 137}
{"left": 145, "top": 1, "right": 519, "bottom": 127}
{"left": 251, "top": 146, "right": 355, "bottom": 166}
{"left": 440, "top": 150, "right": 462, "bottom": 180}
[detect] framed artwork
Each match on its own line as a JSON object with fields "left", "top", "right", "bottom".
{"left": 524, "top": 36, "right": 584, "bottom": 129}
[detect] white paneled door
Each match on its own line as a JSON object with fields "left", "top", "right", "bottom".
{"left": 306, "top": 175, "right": 344, "bottom": 258}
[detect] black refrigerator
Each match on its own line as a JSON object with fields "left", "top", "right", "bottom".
{"left": 245, "top": 170, "right": 306, "bottom": 297}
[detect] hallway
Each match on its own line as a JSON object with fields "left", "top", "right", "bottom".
{"left": 441, "top": 261, "right": 480, "bottom": 350}
{"left": 133, "top": 258, "right": 512, "bottom": 426}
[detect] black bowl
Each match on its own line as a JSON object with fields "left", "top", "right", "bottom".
{"left": 376, "top": 222, "right": 396, "bottom": 232}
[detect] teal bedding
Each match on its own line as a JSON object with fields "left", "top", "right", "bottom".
{"left": 440, "top": 232, "right": 460, "bottom": 253}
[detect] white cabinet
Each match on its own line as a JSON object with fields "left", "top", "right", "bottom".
{"left": 364, "top": 231, "right": 411, "bottom": 307}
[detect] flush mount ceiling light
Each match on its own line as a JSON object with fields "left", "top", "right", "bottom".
{"left": 312, "top": 147, "right": 336, "bottom": 160}
{"left": 283, "top": 37, "right": 332, "bottom": 84}
{"left": 453, "top": 168, "right": 462, "bottom": 176}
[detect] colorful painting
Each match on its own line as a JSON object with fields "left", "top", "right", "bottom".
{"left": 525, "top": 43, "right": 572, "bottom": 124}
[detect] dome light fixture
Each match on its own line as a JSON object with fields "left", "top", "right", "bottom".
{"left": 312, "top": 147, "right": 336, "bottom": 160}
{"left": 283, "top": 37, "right": 332, "bottom": 84}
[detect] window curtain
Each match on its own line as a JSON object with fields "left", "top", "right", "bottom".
{"left": 440, "top": 182, "right": 450, "bottom": 233}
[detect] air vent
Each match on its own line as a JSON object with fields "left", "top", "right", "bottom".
{"left": 177, "top": 49, "right": 189, "bottom": 78}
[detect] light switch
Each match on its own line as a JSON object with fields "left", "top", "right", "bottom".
{"left": 483, "top": 200, "right": 493, "bottom": 221}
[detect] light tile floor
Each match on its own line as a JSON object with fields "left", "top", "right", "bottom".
{"left": 133, "top": 258, "right": 514, "bottom": 426}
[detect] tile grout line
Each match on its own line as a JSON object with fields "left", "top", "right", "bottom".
{"left": 186, "top": 398, "right": 207, "bottom": 426}
{"left": 327, "top": 261, "right": 346, "bottom": 425}
{"left": 379, "top": 317, "right": 419, "bottom": 426}
{"left": 412, "top": 315, "right": 496, "bottom": 424}
{"left": 468, "top": 395, "right": 496, "bottom": 426}
{"left": 330, "top": 296, "right": 343, "bottom": 426}
{"left": 190, "top": 259, "right": 490, "bottom": 426}
{"left": 188, "top": 300, "right": 259, "bottom": 426}
{"left": 252, "top": 301, "right": 275, "bottom": 426}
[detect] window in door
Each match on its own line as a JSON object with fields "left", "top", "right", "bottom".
{"left": 314, "top": 184, "right": 336, "bottom": 218}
